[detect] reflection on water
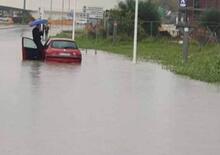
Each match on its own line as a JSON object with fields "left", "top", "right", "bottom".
{"left": 29, "top": 62, "right": 42, "bottom": 87}
{"left": 20, "top": 61, "right": 82, "bottom": 98}
{"left": 1, "top": 27, "right": 220, "bottom": 155}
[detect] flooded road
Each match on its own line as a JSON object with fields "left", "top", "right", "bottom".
{"left": 0, "top": 27, "right": 220, "bottom": 155}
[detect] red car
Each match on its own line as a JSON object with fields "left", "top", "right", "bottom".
{"left": 22, "top": 37, "right": 82, "bottom": 63}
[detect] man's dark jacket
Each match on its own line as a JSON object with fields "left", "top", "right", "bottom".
{"left": 32, "top": 27, "right": 44, "bottom": 59}
{"left": 32, "top": 27, "right": 43, "bottom": 45}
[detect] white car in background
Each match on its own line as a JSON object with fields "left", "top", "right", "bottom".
{"left": 76, "top": 19, "right": 87, "bottom": 25}
{"left": 0, "top": 17, "right": 13, "bottom": 24}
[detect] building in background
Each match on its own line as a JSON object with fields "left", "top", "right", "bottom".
{"left": 0, "top": 5, "right": 23, "bottom": 18}
{"left": 84, "top": 6, "right": 104, "bottom": 25}
{"left": 1, "top": 5, "right": 104, "bottom": 26}
{"left": 0, "top": 5, "right": 32, "bottom": 24}
{"left": 188, "top": 0, "right": 220, "bottom": 9}
{"left": 86, "top": 7, "right": 104, "bottom": 19}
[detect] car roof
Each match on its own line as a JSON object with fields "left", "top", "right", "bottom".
{"left": 49, "top": 38, "right": 76, "bottom": 42}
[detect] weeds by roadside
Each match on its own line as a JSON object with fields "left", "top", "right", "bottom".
{"left": 53, "top": 32, "right": 220, "bottom": 83}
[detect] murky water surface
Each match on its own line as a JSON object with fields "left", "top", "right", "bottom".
{"left": 0, "top": 27, "right": 220, "bottom": 155}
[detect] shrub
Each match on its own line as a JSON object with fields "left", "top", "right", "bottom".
{"left": 200, "top": 9, "right": 220, "bottom": 40}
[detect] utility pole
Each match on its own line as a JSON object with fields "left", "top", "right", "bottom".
{"left": 132, "top": 0, "right": 138, "bottom": 64}
{"left": 183, "top": 6, "right": 189, "bottom": 63}
{"left": 179, "top": 0, "right": 189, "bottom": 63}
{"left": 183, "top": 26, "right": 189, "bottom": 63}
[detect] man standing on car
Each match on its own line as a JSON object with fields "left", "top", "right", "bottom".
{"left": 32, "top": 24, "right": 44, "bottom": 59}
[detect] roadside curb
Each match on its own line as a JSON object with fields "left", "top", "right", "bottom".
{"left": 0, "top": 26, "right": 16, "bottom": 30}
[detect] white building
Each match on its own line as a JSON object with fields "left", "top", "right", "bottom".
{"left": 29, "top": 6, "right": 104, "bottom": 25}
{"left": 86, "top": 6, "right": 104, "bottom": 19}
{"left": 30, "top": 10, "right": 70, "bottom": 20}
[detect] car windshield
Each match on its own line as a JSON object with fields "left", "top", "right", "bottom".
{"left": 51, "top": 41, "right": 78, "bottom": 49}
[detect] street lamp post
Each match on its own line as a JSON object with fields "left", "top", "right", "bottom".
{"left": 132, "top": 0, "right": 139, "bottom": 64}
{"left": 23, "top": 0, "right": 26, "bottom": 10}
{"left": 22, "top": 0, "right": 26, "bottom": 24}
{"left": 62, "top": 0, "right": 64, "bottom": 30}
{"left": 50, "top": 0, "right": 53, "bottom": 19}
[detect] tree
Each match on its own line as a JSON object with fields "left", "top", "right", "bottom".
{"left": 139, "top": 1, "right": 161, "bottom": 35}
{"left": 108, "top": 0, "right": 161, "bottom": 38}
{"left": 200, "top": 9, "right": 220, "bottom": 41}
{"left": 154, "top": 0, "right": 178, "bottom": 11}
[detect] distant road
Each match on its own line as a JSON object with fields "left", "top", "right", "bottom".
{"left": 0, "top": 24, "right": 29, "bottom": 30}
{"left": 0, "top": 24, "right": 63, "bottom": 39}
{"left": 0, "top": 25, "right": 16, "bottom": 29}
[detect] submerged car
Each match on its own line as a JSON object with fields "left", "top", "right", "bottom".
{"left": 22, "top": 37, "right": 82, "bottom": 63}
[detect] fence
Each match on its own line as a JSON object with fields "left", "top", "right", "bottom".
{"left": 76, "top": 20, "right": 163, "bottom": 42}
{"left": 73, "top": 19, "right": 220, "bottom": 47}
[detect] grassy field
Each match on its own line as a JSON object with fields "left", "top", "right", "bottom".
{"left": 53, "top": 32, "right": 220, "bottom": 83}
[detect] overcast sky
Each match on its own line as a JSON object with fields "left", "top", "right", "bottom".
{"left": 0, "top": 0, "right": 119, "bottom": 11}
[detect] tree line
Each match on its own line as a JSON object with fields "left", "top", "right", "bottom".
{"left": 103, "top": 0, "right": 162, "bottom": 39}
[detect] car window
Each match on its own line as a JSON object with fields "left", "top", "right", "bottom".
{"left": 23, "top": 38, "right": 37, "bottom": 49}
{"left": 51, "top": 41, "right": 78, "bottom": 49}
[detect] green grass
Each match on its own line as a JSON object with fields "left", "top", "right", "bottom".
{"left": 53, "top": 32, "right": 220, "bottom": 83}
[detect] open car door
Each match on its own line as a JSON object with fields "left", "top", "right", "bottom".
{"left": 22, "top": 37, "right": 41, "bottom": 60}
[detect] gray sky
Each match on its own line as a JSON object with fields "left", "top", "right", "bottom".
{"left": 0, "top": 0, "right": 119, "bottom": 11}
